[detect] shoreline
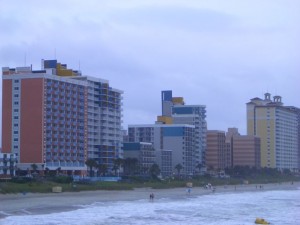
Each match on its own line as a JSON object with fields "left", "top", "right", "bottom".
{"left": 0, "top": 182, "right": 299, "bottom": 219}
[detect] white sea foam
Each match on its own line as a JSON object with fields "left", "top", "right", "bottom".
{"left": 1, "top": 189, "right": 299, "bottom": 225}
{"left": 0, "top": 211, "right": 12, "bottom": 216}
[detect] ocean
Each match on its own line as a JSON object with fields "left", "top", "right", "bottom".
{"left": 1, "top": 188, "right": 299, "bottom": 225}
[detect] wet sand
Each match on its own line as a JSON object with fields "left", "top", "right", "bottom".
{"left": 0, "top": 182, "right": 298, "bottom": 219}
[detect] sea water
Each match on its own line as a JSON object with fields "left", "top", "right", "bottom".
{"left": 1, "top": 189, "right": 299, "bottom": 225}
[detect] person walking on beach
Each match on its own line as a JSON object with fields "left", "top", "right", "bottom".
{"left": 212, "top": 187, "right": 216, "bottom": 193}
{"left": 149, "top": 193, "right": 154, "bottom": 202}
{"left": 186, "top": 188, "right": 191, "bottom": 195}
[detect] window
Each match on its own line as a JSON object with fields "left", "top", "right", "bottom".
{"left": 14, "top": 94, "right": 19, "bottom": 97}
{"left": 14, "top": 80, "right": 19, "bottom": 83}
{"left": 14, "top": 138, "right": 18, "bottom": 141}
{"left": 14, "top": 87, "right": 19, "bottom": 90}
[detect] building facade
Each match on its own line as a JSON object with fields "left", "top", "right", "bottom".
{"left": 205, "top": 128, "right": 261, "bottom": 170}
{"left": 247, "top": 93, "right": 299, "bottom": 170}
{"left": 232, "top": 136, "right": 261, "bottom": 168}
{"left": 73, "top": 76, "right": 123, "bottom": 170}
{"left": 159, "top": 90, "right": 207, "bottom": 169}
{"left": 2, "top": 59, "right": 123, "bottom": 174}
{"left": 155, "top": 149, "right": 172, "bottom": 177}
{"left": 206, "top": 130, "right": 229, "bottom": 170}
{"left": 123, "top": 142, "right": 156, "bottom": 174}
{"left": 128, "top": 124, "right": 195, "bottom": 177}
{"left": 0, "top": 153, "right": 17, "bottom": 177}
{"left": 226, "top": 128, "right": 261, "bottom": 169}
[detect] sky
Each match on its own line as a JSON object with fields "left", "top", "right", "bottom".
{"left": 0, "top": 0, "right": 299, "bottom": 145}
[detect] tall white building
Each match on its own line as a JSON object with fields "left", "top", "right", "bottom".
{"left": 73, "top": 76, "right": 123, "bottom": 171}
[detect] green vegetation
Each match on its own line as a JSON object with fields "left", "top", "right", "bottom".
{"left": 175, "top": 163, "right": 183, "bottom": 176}
{"left": 0, "top": 165, "right": 298, "bottom": 194}
{"left": 0, "top": 172, "right": 298, "bottom": 194}
{"left": 149, "top": 163, "right": 161, "bottom": 179}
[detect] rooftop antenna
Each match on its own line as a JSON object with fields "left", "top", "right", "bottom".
{"left": 24, "top": 52, "right": 27, "bottom": 66}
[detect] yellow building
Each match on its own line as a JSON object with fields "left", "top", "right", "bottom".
{"left": 247, "top": 93, "right": 299, "bottom": 170}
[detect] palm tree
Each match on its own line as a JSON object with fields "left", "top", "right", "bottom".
{"left": 56, "top": 167, "right": 61, "bottom": 175}
{"left": 113, "top": 158, "right": 124, "bottom": 176}
{"left": 141, "top": 166, "right": 149, "bottom": 175}
{"left": 112, "top": 164, "right": 119, "bottom": 176}
{"left": 149, "top": 163, "right": 161, "bottom": 179}
{"left": 124, "top": 158, "right": 139, "bottom": 175}
{"left": 44, "top": 167, "right": 50, "bottom": 176}
{"left": 31, "top": 163, "right": 38, "bottom": 173}
{"left": 175, "top": 163, "right": 183, "bottom": 176}
{"left": 98, "top": 164, "right": 108, "bottom": 176}
{"left": 196, "top": 163, "right": 202, "bottom": 174}
{"left": 9, "top": 164, "right": 15, "bottom": 176}
{"left": 41, "top": 164, "right": 45, "bottom": 176}
{"left": 16, "top": 167, "right": 21, "bottom": 176}
{"left": 85, "top": 159, "right": 98, "bottom": 177}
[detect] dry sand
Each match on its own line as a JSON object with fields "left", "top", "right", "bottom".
{"left": 0, "top": 182, "right": 299, "bottom": 219}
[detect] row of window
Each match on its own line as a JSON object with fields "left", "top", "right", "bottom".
{"left": 12, "top": 80, "right": 20, "bottom": 151}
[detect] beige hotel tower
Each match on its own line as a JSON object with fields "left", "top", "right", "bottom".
{"left": 247, "top": 93, "right": 299, "bottom": 171}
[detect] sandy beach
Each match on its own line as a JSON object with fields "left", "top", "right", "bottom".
{"left": 0, "top": 182, "right": 298, "bottom": 219}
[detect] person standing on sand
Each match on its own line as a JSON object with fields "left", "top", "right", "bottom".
{"left": 186, "top": 188, "right": 191, "bottom": 195}
{"left": 149, "top": 193, "right": 154, "bottom": 202}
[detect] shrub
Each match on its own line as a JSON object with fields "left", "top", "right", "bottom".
{"left": 51, "top": 176, "right": 73, "bottom": 183}
{"left": 11, "top": 176, "right": 35, "bottom": 183}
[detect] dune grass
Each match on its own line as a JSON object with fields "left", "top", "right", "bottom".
{"left": 0, "top": 175, "right": 298, "bottom": 194}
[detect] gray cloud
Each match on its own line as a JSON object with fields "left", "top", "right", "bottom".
{"left": 110, "top": 6, "right": 237, "bottom": 33}
{"left": 0, "top": 0, "right": 299, "bottom": 145}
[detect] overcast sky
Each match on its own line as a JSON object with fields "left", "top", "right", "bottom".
{"left": 0, "top": 0, "right": 299, "bottom": 145}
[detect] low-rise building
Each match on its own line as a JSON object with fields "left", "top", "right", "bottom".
{"left": 206, "top": 130, "right": 229, "bottom": 170}
{"left": 0, "top": 153, "right": 17, "bottom": 177}
{"left": 128, "top": 124, "right": 195, "bottom": 176}
{"left": 232, "top": 135, "right": 261, "bottom": 168}
{"left": 123, "top": 142, "right": 155, "bottom": 174}
{"left": 226, "top": 128, "right": 261, "bottom": 169}
{"left": 155, "top": 149, "right": 173, "bottom": 177}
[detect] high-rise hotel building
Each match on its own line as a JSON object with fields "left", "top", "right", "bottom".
{"left": 2, "top": 59, "right": 123, "bottom": 174}
{"left": 158, "top": 90, "right": 207, "bottom": 168}
{"left": 247, "top": 93, "right": 299, "bottom": 170}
